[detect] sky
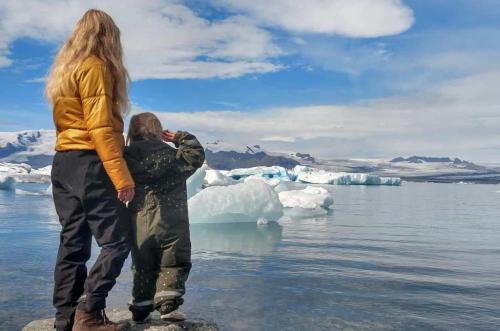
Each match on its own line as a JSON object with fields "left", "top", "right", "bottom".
{"left": 0, "top": 0, "right": 499, "bottom": 162}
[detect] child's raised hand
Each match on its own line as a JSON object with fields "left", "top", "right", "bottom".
{"left": 161, "top": 130, "right": 176, "bottom": 142}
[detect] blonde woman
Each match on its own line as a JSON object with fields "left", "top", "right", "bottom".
{"left": 46, "top": 9, "right": 134, "bottom": 331}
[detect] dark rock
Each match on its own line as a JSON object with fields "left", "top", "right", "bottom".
{"left": 22, "top": 309, "right": 218, "bottom": 331}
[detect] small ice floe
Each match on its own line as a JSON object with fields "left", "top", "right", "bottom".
{"left": 188, "top": 179, "right": 283, "bottom": 223}
{"left": 31, "top": 165, "right": 52, "bottom": 176}
{"left": 292, "top": 165, "right": 401, "bottom": 186}
{"left": 15, "top": 189, "right": 43, "bottom": 196}
{"left": 204, "top": 169, "right": 238, "bottom": 187}
{"left": 0, "top": 175, "right": 16, "bottom": 191}
{"left": 257, "top": 217, "right": 269, "bottom": 225}
{"left": 278, "top": 186, "right": 334, "bottom": 218}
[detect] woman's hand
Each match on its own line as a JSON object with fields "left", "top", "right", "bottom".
{"left": 161, "top": 130, "right": 176, "bottom": 143}
{"left": 117, "top": 187, "right": 135, "bottom": 204}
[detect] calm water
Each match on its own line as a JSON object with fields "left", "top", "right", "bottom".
{"left": 1, "top": 182, "right": 499, "bottom": 330}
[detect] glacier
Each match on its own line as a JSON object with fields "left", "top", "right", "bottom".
{"left": 188, "top": 179, "right": 284, "bottom": 224}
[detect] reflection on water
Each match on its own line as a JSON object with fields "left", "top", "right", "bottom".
{"left": 191, "top": 222, "right": 283, "bottom": 257}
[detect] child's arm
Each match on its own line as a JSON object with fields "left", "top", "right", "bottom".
{"left": 170, "top": 131, "right": 205, "bottom": 177}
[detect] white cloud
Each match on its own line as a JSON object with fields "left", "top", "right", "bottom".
{"left": 0, "top": 0, "right": 281, "bottom": 79}
{"left": 0, "top": 0, "right": 415, "bottom": 79}
{"left": 139, "top": 71, "right": 500, "bottom": 162}
{"left": 214, "top": 0, "right": 414, "bottom": 37}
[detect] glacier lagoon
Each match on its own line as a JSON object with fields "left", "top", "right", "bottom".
{"left": 1, "top": 182, "right": 500, "bottom": 330}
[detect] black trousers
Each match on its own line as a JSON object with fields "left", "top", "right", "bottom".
{"left": 51, "top": 150, "right": 131, "bottom": 327}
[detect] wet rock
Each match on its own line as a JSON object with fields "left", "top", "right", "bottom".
{"left": 22, "top": 309, "right": 219, "bottom": 331}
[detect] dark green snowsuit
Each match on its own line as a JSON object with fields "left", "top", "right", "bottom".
{"left": 124, "top": 131, "right": 204, "bottom": 312}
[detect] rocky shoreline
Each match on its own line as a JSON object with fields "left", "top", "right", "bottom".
{"left": 22, "top": 309, "right": 219, "bottom": 331}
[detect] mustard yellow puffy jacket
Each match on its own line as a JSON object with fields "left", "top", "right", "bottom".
{"left": 53, "top": 55, "right": 134, "bottom": 191}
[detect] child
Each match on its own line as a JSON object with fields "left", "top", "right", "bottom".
{"left": 124, "top": 112, "right": 205, "bottom": 323}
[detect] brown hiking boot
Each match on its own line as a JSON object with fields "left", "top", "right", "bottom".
{"left": 72, "top": 309, "right": 129, "bottom": 331}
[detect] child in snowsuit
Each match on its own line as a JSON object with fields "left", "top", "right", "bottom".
{"left": 124, "top": 112, "right": 205, "bottom": 322}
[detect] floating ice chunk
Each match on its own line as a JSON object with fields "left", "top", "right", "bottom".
{"left": 31, "top": 165, "right": 52, "bottom": 176}
{"left": 256, "top": 217, "right": 269, "bottom": 225}
{"left": 293, "top": 166, "right": 401, "bottom": 186}
{"left": 15, "top": 189, "right": 43, "bottom": 196}
{"left": 279, "top": 186, "right": 333, "bottom": 209}
{"left": 188, "top": 179, "right": 283, "bottom": 223}
{"left": 226, "top": 166, "right": 290, "bottom": 181}
{"left": 204, "top": 169, "right": 238, "bottom": 187}
{"left": 186, "top": 166, "right": 207, "bottom": 199}
{"left": 279, "top": 186, "right": 333, "bottom": 218}
{"left": 0, "top": 175, "right": 15, "bottom": 191}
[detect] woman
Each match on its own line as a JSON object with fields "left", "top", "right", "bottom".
{"left": 46, "top": 9, "right": 134, "bottom": 331}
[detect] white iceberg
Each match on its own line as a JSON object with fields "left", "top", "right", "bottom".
{"left": 31, "top": 165, "right": 52, "bottom": 176}
{"left": 0, "top": 174, "right": 15, "bottom": 191}
{"left": 186, "top": 166, "right": 207, "bottom": 199}
{"left": 279, "top": 186, "right": 333, "bottom": 209}
{"left": 293, "top": 166, "right": 401, "bottom": 186}
{"left": 204, "top": 169, "right": 238, "bottom": 187}
{"left": 15, "top": 189, "right": 43, "bottom": 196}
{"left": 0, "top": 162, "right": 51, "bottom": 183}
{"left": 188, "top": 179, "right": 284, "bottom": 223}
{"left": 278, "top": 186, "right": 333, "bottom": 218}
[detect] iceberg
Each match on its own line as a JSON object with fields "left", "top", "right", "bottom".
{"left": 31, "top": 165, "right": 52, "bottom": 176}
{"left": 204, "top": 169, "right": 238, "bottom": 187}
{"left": 188, "top": 179, "right": 283, "bottom": 223}
{"left": 278, "top": 186, "right": 333, "bottom": 218}
{"left": 293, "top": 166, "right": 401, "bottom": 186}
{"left": 186, "top": 166, "right": 206, "bottom": 199}
{"left": 0, "top": 162, "right": 51, "bottom": 183}
{"left": 0, "top": 174, "right": 16, "bottom": 191}
{"left": 279, "top": 186, "right": 333, "bottom": 209}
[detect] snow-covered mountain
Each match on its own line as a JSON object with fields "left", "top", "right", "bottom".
{"left": 1, "top": 130, "right": 499, "bottom": 183}
{"left": 0, "top": 130, "right": 55, "bottom": 167}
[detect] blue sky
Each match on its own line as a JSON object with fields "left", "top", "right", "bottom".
{"left": 0, "top": 1, "right": 499, "bottom": 161}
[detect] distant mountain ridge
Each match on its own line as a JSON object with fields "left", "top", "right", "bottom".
{"left": 1, "top": 130, "right": 499, "bottom": 183}
{"left": 0, "top": 130, "right": 301, "bottom": 170}
{"left": 390, "top": 156, "right": 477, "bottom": 165}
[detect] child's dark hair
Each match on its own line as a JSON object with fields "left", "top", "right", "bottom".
{"left": 127, "top": 112, "right": 163, "bottom": 145}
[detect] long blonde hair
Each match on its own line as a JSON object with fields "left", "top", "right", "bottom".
{"left": 45, "top": 9, "right": 130, "bottom": 114}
